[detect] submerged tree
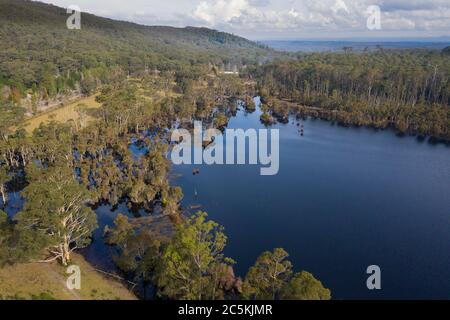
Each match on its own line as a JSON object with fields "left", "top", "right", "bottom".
{"left": 155, "top": 211, "right": 235, "bottom": 300}
{"left": 242, "top": 248, "right": 292, "bottom": 300}
{"left": 281, "top": 271, "right": 331, "bottom": 300}
{"left": 214, "top": 112, "right": 229, "bottom": 129}
{"left": 161, "top": 186, "right": 183, "bottom": 217}
{"left": 15, "top": 164, "right": 97, "bottom": 265}
{"left": 105, "top": 214, "right": 161, "bottom": 281}
{"left": 242, "top": 248, "right": 331, "bottom": 300}
{"left": 0, "top": 166, "right": 8, "bottom": 206}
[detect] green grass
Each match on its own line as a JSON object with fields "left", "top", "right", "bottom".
{"left": 22, "top": 94, "right": 101, "bottom": 134}
{"left": 0, "top": 253, "right": 136, "bottom": 300}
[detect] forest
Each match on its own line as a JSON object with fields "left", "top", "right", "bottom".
{"left": 252, "top": 49, "right": 450, "bottom": 141}
{"left": 0, "top": 0, "right": 272, "bottom": 115}
{"left": 0, "top": 0, "right": 449, "bottom": 300}
{"left": 0, "top": 72, "right": 330, "bottom": 300}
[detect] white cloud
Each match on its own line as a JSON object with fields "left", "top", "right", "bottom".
{"left": 190, "top": 0, "right": 450, "bottom": 37}
{"left": 194, "top": 0, "right": 251, "bottom": 25}
{"left": 37, "top": 0, "right": 450, "bottom": 38}
{"left": 331, "top": 0, "right": 350, "bottom": 14}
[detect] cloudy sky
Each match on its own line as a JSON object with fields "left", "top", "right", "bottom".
{"left": 39, "top": 0, "right": 450, "bottom": 39}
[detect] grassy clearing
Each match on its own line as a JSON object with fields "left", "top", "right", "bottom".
{"left": 21, "top": 83, "right": 180, "bottom": 135}
{"left": 23, "top": 95, "right": 101, "bottom": 134}
{"left": 0, "top": 253, "right": 136, "bottom": 300}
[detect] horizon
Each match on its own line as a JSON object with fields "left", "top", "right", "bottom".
{"left": 35, "top": 0, "right": 450, "bottom": 41}
{"left": 259, "top": 37, "right": 450, "bottom": 42}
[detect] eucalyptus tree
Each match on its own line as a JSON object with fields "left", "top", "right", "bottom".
{"left": 242, "top": 248, "right": 292, "bottom": 300}
{"left": 0, "top": 102, "right": 24, "bottom": 141}
{"left": 242, "top": 248, "right": 331, "bottom": 300}
{"left": 16, "top": 164, "right": 97, "bottom": 266}
{"left": 155, "top": 212, "right": 235, "bottom": 300}
{"left": 161, "top": 186, "right": 183, "bottom": 217}
{"left": 0, "top": 166, "right": 8, "bottom": 206}
{"left": 105, "top": 214, "right": 162, "bottom": 293}
{"left": 31, "top": 121, "right": 74, "bottom": 167}
{"left": 280, "top": 271, "right": 331, "bottom": 300}
{"left": 255, "top": 50, "right": 450, "bottom": 140}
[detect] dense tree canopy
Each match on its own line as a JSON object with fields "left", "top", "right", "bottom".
{"left": 242, "top": 248, "right": 331, "bottom": 300}
{"left": 155, "top": 211, "right": 235, "bottom": 300}
{"left": 0, "top": 0, "right": 270, "bottom": 107}
{"left": 281, "top": 271, "right": 331, "bottom": 300}
{"left": 242, "top": 248, "right": 293, "bottom": 300}
{"left": 16, "top": 164, "right": 97, "bottom": 265}
{"left": 253, "top": 50, "right": 450, "bottom": 140}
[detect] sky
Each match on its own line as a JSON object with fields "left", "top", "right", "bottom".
{"left": 38, "top": 0, "right": 450, "bottom": 40}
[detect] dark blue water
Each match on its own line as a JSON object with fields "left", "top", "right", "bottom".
{"left": 173, "top": 98, "right": 450, "bottom": 299}
{"left": 2, "top": 98, "right": 449, "bottom": 299}
{"left": 80, "top": 203, "right": 141, "bottom": 271}
{"left": 1, "top": 192, "right": 22, "bottom": 217}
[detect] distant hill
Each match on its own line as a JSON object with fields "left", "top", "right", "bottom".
{"left": 0, "top": 0, "right": 271, "bottom": 89}
{"left": 262, "top": 40, "right": 450, "bottom": 53}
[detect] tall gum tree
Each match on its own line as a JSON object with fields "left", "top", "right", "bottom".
{"left": 16, "top": 164, "right": 97, "bottom": 266}
{"left": 0, "top": 166, "right": 8, "bottom": 206}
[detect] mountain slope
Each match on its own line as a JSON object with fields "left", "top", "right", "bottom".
{"left": 0, "top": 0, "right": 271, "bottom": 89}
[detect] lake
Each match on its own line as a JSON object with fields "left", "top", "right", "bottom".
{"left": 172, "top": 97, "right": 450, "bottom": 299}
{"left": 2, "top": 97, "right": 449, "bottom": 299}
